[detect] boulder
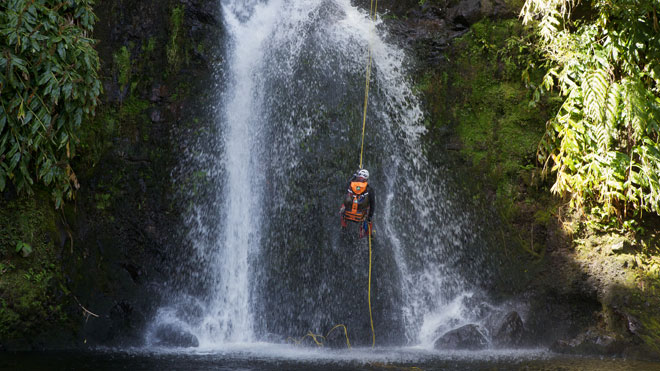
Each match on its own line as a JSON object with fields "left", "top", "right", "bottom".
{"left": 152, "top": 325, "right": 199, "bottom": 348}
{"left": 610, "top": 241, "right": 625, "bottom": 252}
{"left": 434, "top": 324, "right": 488, "bottom": 350}
{"left": 551, "top": 328, "right": 625, "bottom": 356}
{"left": 447, "top": 0, "right": 482, "bottom": 30}
{"left": 493, "top": 311, "right": 525, "bottom": 347}
{"left": 150, "top": 109, "right": 163, "bottom": 123}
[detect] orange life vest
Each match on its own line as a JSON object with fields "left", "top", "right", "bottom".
{"left": 344, "top": 181, "right": 370, "bottom": 222}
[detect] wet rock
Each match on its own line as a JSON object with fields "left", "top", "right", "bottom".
{"left": 610, "top": 240, "right": 627, "bottom": 253}
{"left": 551, "top": 328, "right": 625, "bottom": 356}
{"left": 150, "top": 109, "right": 163, "bottom": 123}
{"left": 434, "top": 324, "right": 488, "bottom": 350}
{"left": 624, "top": 313, "right": 642, "bottom": 335}
{"left": 447, "top": 0, "right": 481, "bottom": 30}
{"left": 152, "top": 325, "right": 199, "bottom": 348}
{"left": 611, "top": 241, "right": 624, "bottom": 251}
{"left": 149, "top": 84, "right": 168, "bottom": 103}
{"left": 445, "top": 0, "right": 518, "bottom": 30}
{"left": 482, "top": 308, "right": 505, "bottom": 335}
{"left": 493, "top": 311, "right": 525, "bottom": 347}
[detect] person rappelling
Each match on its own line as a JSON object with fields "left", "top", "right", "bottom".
{"left": 340, "top": 168, "right": 375, "bottom": 238}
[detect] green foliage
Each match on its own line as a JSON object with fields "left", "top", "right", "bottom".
{"left": 0, "top": 0, "right": 101, "bottom": 207}
{"left": 114, "top": 45, "right": 131, "bottom": 92}
{"left": 423, "top": 19, "right": 560, "bottom": 260}
{"left": 0, "top": 191, "right": 70, "bottom": 341}
{"left": 167, "top": 5, "right": 185, "bottom": 71}
{"left": 15, "top": 241, "right": 32, "bottom": 258}
{"left": 523, "top": 0, "right": 660, "bottom": 223}
{"left": 449, "top": 19, "right": 551, "bottom": 183}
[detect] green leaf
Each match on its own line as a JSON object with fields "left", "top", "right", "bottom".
{"left": 23, "top": 110, "right": 33, "bottom": 125}
{"left": 63, "top": 83, "right": 72, "bottom": 99}
{"left": 0, "top": 111, "right": 6, "bottom": 132}
{"left": 15, "top": 242, "right": 33, "bottom": 258}
{"left": 37, "top": 71, "right": 52, "bottom": 86}
{"left": 9, "top": 152, "right": 21, "bottom": 170}
{"left": 57, "top": 43, "right": 66, "bottom": 60}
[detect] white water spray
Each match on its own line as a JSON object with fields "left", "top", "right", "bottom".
{"left": 192, "top": 0, "right": 283, "bottom": 344}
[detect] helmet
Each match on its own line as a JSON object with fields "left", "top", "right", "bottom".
{"left": 357, "top": 169, "right": 369, "bottom": 181}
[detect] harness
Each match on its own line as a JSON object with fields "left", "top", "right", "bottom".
{"left": 344, "top": 181, "right": 370, "bottom": 222}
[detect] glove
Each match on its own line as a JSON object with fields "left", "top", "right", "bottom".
{"left": 363, "top": 220, "right": 374, "bottom": 236}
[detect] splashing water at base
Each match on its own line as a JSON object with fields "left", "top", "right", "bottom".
{"left": 6, "top": 347, "right": 658, "bottom": 371}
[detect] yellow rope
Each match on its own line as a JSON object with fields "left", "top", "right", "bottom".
{"left": 306, "top": 331, "right": 325, "bottom": 346}
{"left": 326, "top": 324, "right": 352, "bottom": 348}
{"left": 359, "top": 0, "right": 378, "bottom": 169}
{"left": 290, "top": 224, "right": 374, "bottom": 349}
{"left": 291, "top": 1, "right": 379, "bottom": 349}
{"left": 287, "top": 324, "right": 352, "bottom": 348}
{"left": 368, "top": 223, "right": 375, "bottom": 348}
{"left": 362, "top": 0, "right": 377, "bottom": 348}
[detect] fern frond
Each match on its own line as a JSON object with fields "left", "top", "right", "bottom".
{"left": 538, "top": 10, "right": 562, "bottom": 40}
{"left": 603, "top": 81, "right": 621, "bottom": 131}
{"left": 582, "top": 68, "right": 608, "bottom": 122}
{"left": 527, "top": 0, "right": 660, "bottom": 221}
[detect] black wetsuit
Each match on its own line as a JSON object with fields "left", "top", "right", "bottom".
{"left": 343, "top": 174, "right": 375, "bottom": 221}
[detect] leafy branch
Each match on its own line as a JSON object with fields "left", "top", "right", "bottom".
{"left": 523, "top": 0, "right": 660, "bottom": 226}
{"left": 0, "top": 0, "right": 101, "bottom": 207}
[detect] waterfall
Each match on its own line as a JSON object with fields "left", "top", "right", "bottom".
{"left": 149, "top": 0, "right": 492, "bottom": 349}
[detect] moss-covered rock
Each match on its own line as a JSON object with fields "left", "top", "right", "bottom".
{"left": 0, "top": 190, "right": 75, "bottom": 348}
{"left": 418, "top": 18, "right": 561, "bottom": 261}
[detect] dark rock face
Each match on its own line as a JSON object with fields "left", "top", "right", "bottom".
{"left": 354, "top": 0, "right": 520, "bottom": 69}
{"left": 60, "top": 0, "right": 224, "bottom": 348}
{"left": 493, "top": 311, "right": 524, "bottom": 347}
{"left": 447, "top": 0, "right": 482, "bottom": 30}
{"left": 152, "top": 325, "right": 199, "bottom": 348}
{"left": 434, "top": 324, "right": 489, "bottom": 350}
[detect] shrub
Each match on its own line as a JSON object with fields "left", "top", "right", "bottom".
{"left": 0, "top": 0, "right": 101, "bottom": 207}
{"left": 523, "top": 0, "right": 660, "bottom": 222}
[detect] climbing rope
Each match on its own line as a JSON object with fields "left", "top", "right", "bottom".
{"left": 286, "top": 227, "right": 373, "bottom": 349}
{"left": 290, "top": 0, "right": 378, "bottom": 350}
{"left": 367, "top": 223, "right": 375, "bottom": 348}
{"left": 362, "top": 0, "right": 378, "bottom": 349}
{"left": 286, "top": 324, "right": 352, "bottom": 348}
{"left": 359, "top": 0, "right": 378, "bottom": 169}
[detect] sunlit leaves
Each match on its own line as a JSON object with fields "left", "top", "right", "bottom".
{"left": 525, "top": 0, "right": 660, "bottom": 222}
{"left": 0, "top": 0, "right": 101, "bottom": 206}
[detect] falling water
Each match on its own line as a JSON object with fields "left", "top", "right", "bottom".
{"left": 150, "top": 0, "right": 498, "bottom": 349}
